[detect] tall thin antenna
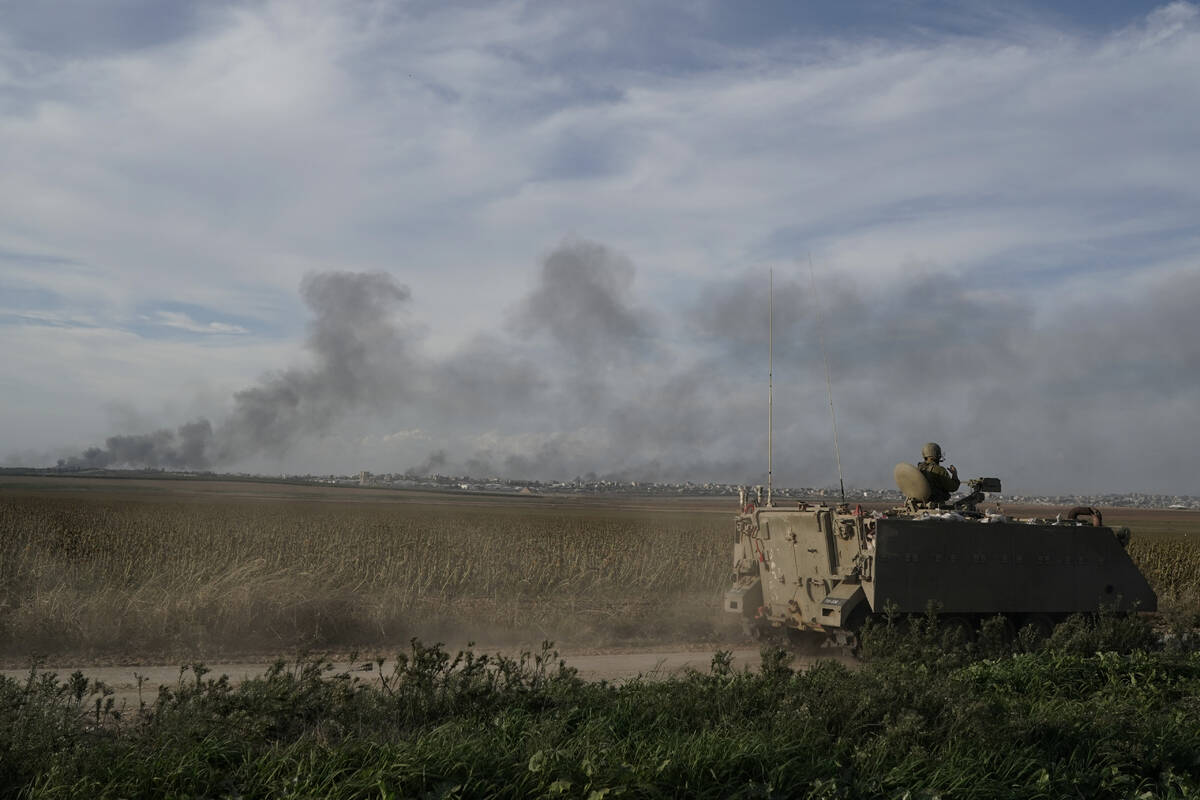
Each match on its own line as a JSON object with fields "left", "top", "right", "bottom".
{"left": 767, "top": 267, "right": 774, "bottom": 507}
{"left": 809, "top": 254, "right": 846, "bottom": 505}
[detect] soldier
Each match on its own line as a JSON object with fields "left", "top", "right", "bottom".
{"left": 918, "top": 442, "right": 960, "bottom": 504}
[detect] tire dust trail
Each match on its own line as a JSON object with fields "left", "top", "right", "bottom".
{"left": 2, "top": 645, "right": 858, "bottom": 709}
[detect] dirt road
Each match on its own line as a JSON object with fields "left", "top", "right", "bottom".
{"left": 2, "top": 645, "right": 857, "bottom": 709}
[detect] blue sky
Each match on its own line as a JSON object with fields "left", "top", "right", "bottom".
{"left": 2, "top": 1, "right": 1198, "bottom": 494}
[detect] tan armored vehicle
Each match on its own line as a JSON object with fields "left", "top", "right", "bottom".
{"left": 725, "top": 466, "right": 1157, "bottom": 646}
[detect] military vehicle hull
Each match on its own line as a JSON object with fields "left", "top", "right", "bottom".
{"left": 726, "top": 501, "right": 1157, "bottom": 643}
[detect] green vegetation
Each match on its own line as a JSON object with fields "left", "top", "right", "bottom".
{"left": 4, "top": 616, "right": 1200, "bottom": 799}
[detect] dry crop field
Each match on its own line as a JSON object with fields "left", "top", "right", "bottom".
{"left": 0, "top": 476, "right": 735, "bottom": 662}
{"left": 1112, "top": 508, "right": 1200, "bottom": 625}
{"left": 1, "top": 475, "right": 1196, "bottom": 663}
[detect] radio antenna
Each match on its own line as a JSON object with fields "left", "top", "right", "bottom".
{"left": 809, "top": 254, "right": 846, "bottom": 505}
{"left": 767, "top": 267, "right": 774, "bottom": 506}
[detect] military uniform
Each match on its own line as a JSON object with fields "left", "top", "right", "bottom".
{"left": 918, "top": 461, "right": 960, "bottom": 503}
{"left": 915, "top": 442, "right": 959, "bottom": 503}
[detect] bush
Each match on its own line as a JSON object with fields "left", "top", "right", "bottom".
{"left": 7, "top": 639, "right": 1200, "bottom": 798}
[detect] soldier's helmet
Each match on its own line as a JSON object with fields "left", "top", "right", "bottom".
{"left": 921, "top": 442, "right": 943, "bottom": 462}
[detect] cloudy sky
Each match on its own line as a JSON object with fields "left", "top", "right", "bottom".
{"left": 2, "top": 0, "right": 1198, "bottom": 495}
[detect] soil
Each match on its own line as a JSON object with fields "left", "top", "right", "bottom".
{"left": 0, "top": 643, "right": 861, "bottom": 708}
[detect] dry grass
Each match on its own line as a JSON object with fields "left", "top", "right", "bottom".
{"left": 1105, "top": 510, "right": 1200, "bottom": 628}
{"left": 0, "top": 481, "right": 733, "bottom": 659}
{"left": 2, "top": 477, "right": 1196, "bottom": 661}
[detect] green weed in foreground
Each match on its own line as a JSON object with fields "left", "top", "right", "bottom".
{"left": 4, "top": 617, "right": 1200, "bottom": 799}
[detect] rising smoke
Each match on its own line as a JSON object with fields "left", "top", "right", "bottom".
{"left": 50, "top": 240, "right": 1200, "bottom": 495}
{"left": 511, "top": 238, "right": 653, "bottom": 364}
{"left": 59, "top": 271, "right": 414, "bottom": 470}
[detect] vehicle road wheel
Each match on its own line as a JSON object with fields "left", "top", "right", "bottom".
{"left": 785, "top": 627, "right": 828, "bottom": 654}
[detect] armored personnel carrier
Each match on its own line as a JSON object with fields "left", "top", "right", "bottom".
{"left": 725, "top": 466, "right": 1157, "bottom": 646}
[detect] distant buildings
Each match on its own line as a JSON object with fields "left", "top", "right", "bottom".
{"left": 11, "top": 462, "right": 1194, "bottom": 509}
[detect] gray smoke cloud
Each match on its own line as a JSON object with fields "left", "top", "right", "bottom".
{"left": 63, "top": 418, "right": 215, "bottom": 470}
{"left": 213, "top": 271, "right": 414, "bottom": 462}
{"left": 511, "top": 237, "right": 654, "bottom": 365}
{"left": 60, "top": 271, "right": 413, "bottom": 470}
{"left": 669, "top": 264, "right": 1200, "bottom": 495}
{"left": 416, "top": 246, "right": 1200, "bottom": 495}
{"left": 411, "top": 449, "right": 449, "bottom": 477}
{"left": 50, "top": 239, "right": 1200, "bottom": 495}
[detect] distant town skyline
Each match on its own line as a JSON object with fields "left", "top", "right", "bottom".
{"left": 13, "top": 465, "right": 1199, "bottom": 512}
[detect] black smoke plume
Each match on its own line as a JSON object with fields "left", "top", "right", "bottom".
{"left": 59, "top": 271, "right": 412, "bottom": 470}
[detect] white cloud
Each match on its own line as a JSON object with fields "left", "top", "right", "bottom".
{"left": 146, "top": 311, "right": 249, "bottom": 335}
